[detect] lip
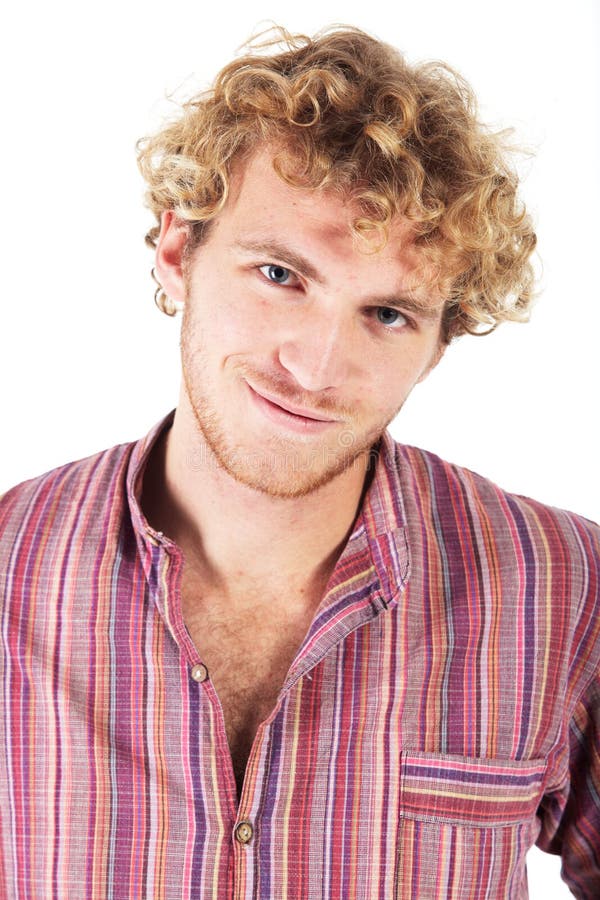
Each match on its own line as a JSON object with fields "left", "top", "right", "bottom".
{"left": 249, "top": 384, "right": 337, "bottom": 422}
{"left": 245, "top": 381, "right": 339, "bottom": 433}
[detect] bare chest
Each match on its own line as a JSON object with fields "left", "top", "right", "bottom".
{"left": 182, "top": 578, "right": 321, "bottom": 793}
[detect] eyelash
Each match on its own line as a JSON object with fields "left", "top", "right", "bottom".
{"left": 259, "top": 264, "right": 299, "bottom": 287}
{"left": 256, "top": 263, "right": 413, "bottom": 331}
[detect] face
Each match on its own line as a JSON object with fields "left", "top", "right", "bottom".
{"left": 156, "top": 149, "right": 445, "bottom": 499}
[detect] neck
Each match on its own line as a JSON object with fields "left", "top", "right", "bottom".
{"left": 141, "top": 404, "right": 377, "bottom": 599}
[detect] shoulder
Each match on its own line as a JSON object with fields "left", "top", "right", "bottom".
{"left": 389, "top": 438, "right": 599, "bottom": 573}
{"left": 0, "top": 438, "right": 137, "bottom": 555}
{"left": 390, "top": 439, "right": 600, "bottom": 697}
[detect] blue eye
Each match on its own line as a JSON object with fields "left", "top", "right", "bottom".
{"left": 376, "top": 307, "right": 407, "bottom": 328}
{"left": 260, "top": 264, "right": 292, "bottom": 284}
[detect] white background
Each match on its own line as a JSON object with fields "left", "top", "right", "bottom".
{"left": 2, "top": 1, "right": 598, "bottom": 894}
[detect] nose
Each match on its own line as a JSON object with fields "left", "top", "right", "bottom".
{"left": 276, "top": 308, "right": 355, "bottom": 392}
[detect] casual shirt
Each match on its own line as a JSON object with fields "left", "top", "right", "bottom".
{"left": 1, "top": 410, "right": 599, "bottom": 899}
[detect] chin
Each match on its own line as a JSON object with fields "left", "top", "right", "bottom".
{"left": 211, "top": 443, "right": 367, "bottom": 499}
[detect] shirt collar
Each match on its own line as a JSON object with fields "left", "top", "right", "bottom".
{"left": 125, "top": 410, "right": 410, "bottom": 609}
{"left": 350, "top": 429, "right": 410, "bottom": 607}
{"left": 126, "top": 407, "right": 176, "bottom": 546}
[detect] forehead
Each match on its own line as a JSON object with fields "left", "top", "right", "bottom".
{"left": 212, "top": 148, "right": 443, "bottom": 306}
{"left": 224, "top": 148, "right": 405, "bottom": 242}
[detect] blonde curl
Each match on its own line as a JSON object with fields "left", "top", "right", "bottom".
{"left": 137, "top": 25, "right": 537, "bottom": 340}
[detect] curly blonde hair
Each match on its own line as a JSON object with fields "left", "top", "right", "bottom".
{"left": 137, "top": 26, "right": 536, "bottom": 341}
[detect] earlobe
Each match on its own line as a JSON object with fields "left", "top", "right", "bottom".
{"left": 154, "top": 211, "right": 190, "bottom": 304}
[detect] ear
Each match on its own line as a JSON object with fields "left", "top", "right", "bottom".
{"left": 417, "top": 341, "right": 446, "bottom": 384}
{"left": 154, "top": 211, "right": 190, "bottom": 304}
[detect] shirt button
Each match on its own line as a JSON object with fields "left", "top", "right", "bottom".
{"left": 235, "top": 821, "right": 253, "bottom": 844}
{"left": 190, "top": 663, "right": 208, "bottom": 683}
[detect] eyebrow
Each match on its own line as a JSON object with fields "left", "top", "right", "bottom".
{"left": 234, "top": 239, "right": 325, "bottom": 285}
{"left": 233, "top": 238, "right": 443, "bottom": 323}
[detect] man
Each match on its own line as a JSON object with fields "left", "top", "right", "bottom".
{"left": 1, "top": 25, "right": 598, "bottom": 899}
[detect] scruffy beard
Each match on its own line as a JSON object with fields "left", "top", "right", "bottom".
{"left": 180, "top": 318, "right": 393, "bottom": 500}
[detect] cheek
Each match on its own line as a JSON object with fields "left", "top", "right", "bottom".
{"left": 219, "top": 315, "right": 274, "bottom": 359}
{"left": 185, "top": 290, "right": 268, "bottom": 356}
{"left": 365, "top": 352, "right": 424, "bottom": 402}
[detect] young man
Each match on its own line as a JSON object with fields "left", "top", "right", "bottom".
{"left": 1, "top": 26, "right": 598, "bottom": 899}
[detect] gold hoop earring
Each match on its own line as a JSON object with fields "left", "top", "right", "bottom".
{"left": 151, "top": 268, "right": 184, "bottom": 316}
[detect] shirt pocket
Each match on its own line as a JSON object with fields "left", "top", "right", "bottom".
{"left": 396, "top": 751, "right": 546, "bottom": 900}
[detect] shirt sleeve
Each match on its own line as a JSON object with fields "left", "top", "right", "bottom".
{"left": 536, "top": 674, "right": 600, "bottom": 898}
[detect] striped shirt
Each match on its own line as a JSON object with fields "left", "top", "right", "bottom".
{"left": 1, "top": 409, "right": 599, "bottom": 899}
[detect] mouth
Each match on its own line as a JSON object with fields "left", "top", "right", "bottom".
{"left": 245, "top": 381, "right": 340, "bottom": 433}
{"left": 246, "top": 382, "right": 338, "bottom": 422}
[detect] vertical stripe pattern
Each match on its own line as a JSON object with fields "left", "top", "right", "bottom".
{"left": 1, "top": 410, "right": 599, "bottom": 898}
